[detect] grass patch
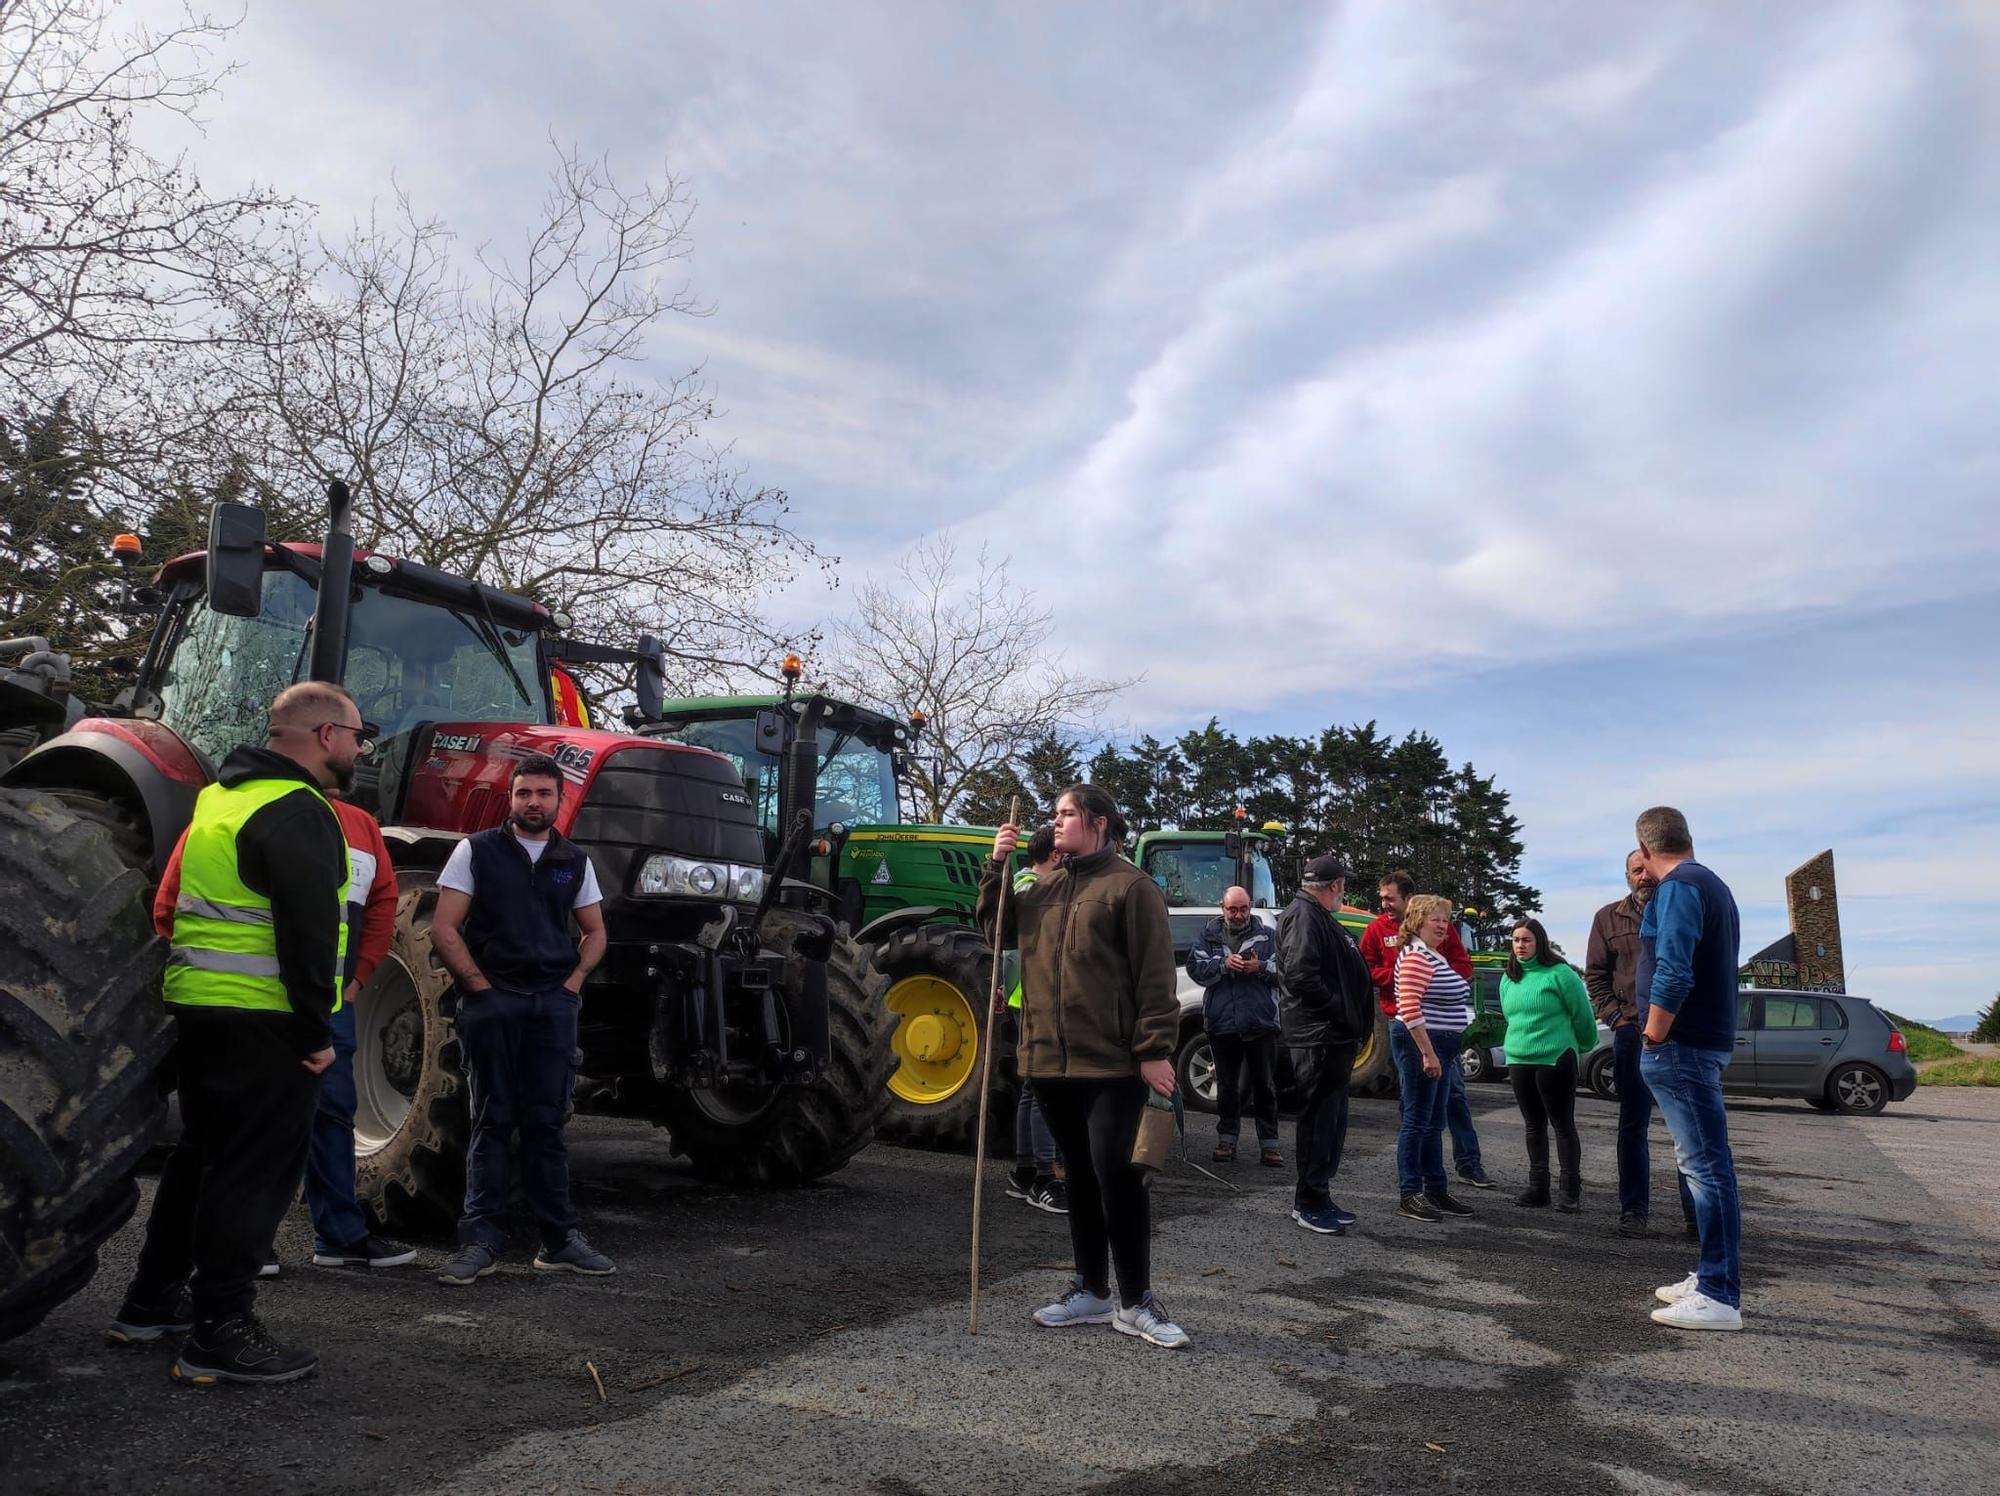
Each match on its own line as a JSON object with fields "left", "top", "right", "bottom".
{"left": 1885, "top": 1012, "right": 1965, "bottom": 1063}
{"left": 1916, "top": 1056, "right": 2000, "bottom": 1087}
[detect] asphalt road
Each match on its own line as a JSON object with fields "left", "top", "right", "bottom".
{"left": 3, "top": 1082, "right": 1997, "bottom": 1495}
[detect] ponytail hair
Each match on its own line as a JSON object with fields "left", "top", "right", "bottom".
{"left": 1054, "top": 782, "right": 1128, "bottom": 851}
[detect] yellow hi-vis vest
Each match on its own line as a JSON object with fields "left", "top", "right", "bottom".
{"left": 164, "top": 776, "right": 350, "bottom": 1016}
{"left": 1005, "top": 867, "right": 1039, "bottom": 1011}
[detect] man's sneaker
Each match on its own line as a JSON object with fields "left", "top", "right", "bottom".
{"left": 1618, "top": 1212, "right": 1649, "bottom": 1239}
{"left": 1427, "top": 1190, "right": 1475, "bottom": 1217}
{"left": 1398, "top": 1193, "right": 1442, "bottom": 1222}
{"left": 1113, "top": 1291, "right": 1190, "bottom": 1349}
{"left": 1654, "top": 1272, "right": 1699, "bottom": 1305}
{"left": 1212, "top": 1138, "right": 1237, "bottom": 1163}
{"left": 107, "top": 1290, "right": 194, "bottom": 1345}
{"left": 1650, "top": 1291, "right": 1743, "bottom": 1331}
{"left": 1260, "top": 1145, "right": 1284, "bottom": 1167}
{"left": 257, "top": 1258, "right": 280, "bottom": 1279}
{"left": 1026, "top": 1177, "right": 1069, "bottom": 1215}
{"left": 170, "top": 1315, "right": 317, "bottom": 1385}
{"left": 1457, "top": 1164, "right": 1494, "bottom": 1190}
{"left": 1330, "top": 1202, "right": 1358, "bottom": 1227}
{"left": 1033, "top": 1278, "right": 1115, "bottom": 1327}
{"left": 534, "top": 1230, "right": 616, "bottom": 1275}
{"left": 313, "top": 1234, "right": 418, "bottom": 1269}
{"left": 1005, "top": 1167, "right": 1035, "bottom": 1201}
{"left": 1291, "top": 1205, "right": 1346, "bottom": 1235}
{"left": 437, "top": 1242, "right": 499, "bottom": 1286}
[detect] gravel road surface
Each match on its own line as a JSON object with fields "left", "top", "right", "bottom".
{"left": 4, "top": 1083, "right": 1996, "bottom": 1495}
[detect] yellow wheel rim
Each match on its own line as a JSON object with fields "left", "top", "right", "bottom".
{"left": 885, "top": 974, "right": 979, "bottom": 1104}
{"left": 1355, "top": 1023, "right": 1379, "bottom": 1076}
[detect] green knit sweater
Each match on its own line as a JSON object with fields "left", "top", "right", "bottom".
{"left": 1498, "top": 961, "right": 1597, "bottom": 1066}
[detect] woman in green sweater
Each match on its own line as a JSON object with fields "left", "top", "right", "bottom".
{"left": 1499, "top": 919, "right": 1598, "bottom": 1212}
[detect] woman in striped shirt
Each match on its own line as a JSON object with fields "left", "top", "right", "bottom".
{"left": 1391, "top": 894, "right": 1477, "bottom": 1221}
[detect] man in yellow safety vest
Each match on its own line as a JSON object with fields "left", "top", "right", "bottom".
{"left": 108, "top": 681, "right": 365, "bottom": 1386}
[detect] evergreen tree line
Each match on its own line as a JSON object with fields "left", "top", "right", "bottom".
{"left": 956, "top": 719, "right": 1540, "bottom": 944}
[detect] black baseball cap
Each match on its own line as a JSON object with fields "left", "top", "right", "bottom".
{"left": 1302, "top": 854, "right": 1348, "bottom": 884}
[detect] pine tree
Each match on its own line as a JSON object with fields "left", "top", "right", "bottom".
{"left": 1975, "top": 993, "right": 2000, "bottom": 1045}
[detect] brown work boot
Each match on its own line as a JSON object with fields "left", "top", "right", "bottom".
{"left": 1212, "top": 1138, "right": 1237, "bottom": 1163}
{"left": 1260, "top": 1145, "right": 1284, "bottom": 1167}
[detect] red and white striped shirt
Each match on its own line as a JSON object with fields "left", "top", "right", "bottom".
{"left": 1394, "top": 940, "right": 1472, "bottom": 1033}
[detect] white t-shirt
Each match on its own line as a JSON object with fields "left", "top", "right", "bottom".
{"left": 438, "top": 833, "right": 602, "bottom": 908}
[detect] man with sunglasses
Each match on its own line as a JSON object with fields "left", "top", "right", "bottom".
{"left": 108, "top": 682, "right": 366, "bottom": 1385}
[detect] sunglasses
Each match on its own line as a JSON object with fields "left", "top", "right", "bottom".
{"left": 318, "top": 720, "right": 382, "bottom": 753}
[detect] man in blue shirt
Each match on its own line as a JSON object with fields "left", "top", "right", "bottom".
{"left": 1634, "top": 806, "right": 1744, "bottom": 1331}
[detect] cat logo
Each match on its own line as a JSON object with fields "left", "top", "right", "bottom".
{"left": 872, "top": 861, "right": 893, "bottom": 885}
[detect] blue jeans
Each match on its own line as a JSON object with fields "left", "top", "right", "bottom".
{"left": 1641, "top": 1041, "right": 1742, "bottom": 1309}
{"left": 456, "top": 985, "right": 580, "bottom": 1251}
{"left": 1614, "top": 1024, "right": 1696, "bottom": 1224}
{"left": 304, "top": 1003, "right": 370, "bottom": 1249}
{"left": 1446, "top": 1063, "right": 1481, "bottom": 1172}
{"left": 1391, "top": 1022, "right": 1464, "bottom": 1196}
{"left": 1015, "top": 1080, "right": 1058, "bottom": 1171}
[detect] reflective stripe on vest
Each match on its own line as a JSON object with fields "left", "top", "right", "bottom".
{"left": 164, "top": 775, "right": 350, "bottom": 1016}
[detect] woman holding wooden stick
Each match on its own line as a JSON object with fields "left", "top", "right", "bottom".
{"left": 977, "top": 783, "right": 1186, "bottom": 1349}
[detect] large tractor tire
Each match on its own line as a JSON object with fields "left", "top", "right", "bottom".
{"left": 353, "top": 874, "right": 467, "bottom": 1230}
{"left": 0, "top": 787, "right": 172, "bottom": 1342}
{"left": 1349, "top": 1009, "right": 1397, "bottom": 1098}
{"left": 660, "top": 908, "right": 894, "bottom": 1184}
{"left": 868, "top": 921, "right": 1000, "bottom": 1149}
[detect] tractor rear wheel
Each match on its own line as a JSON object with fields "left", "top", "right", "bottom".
{"left": 1349, "top": 1009, "right": 1397, "bottom": 1098}
{"left": 0, "top": 786, "right": 172, "bottom": 1342}
{"left": 353, "top": 873, "right": 468, "bottom": 1230}
{"left": 869, "top": 922, "right": 1000, "bottom": 1148}
{"left": 660, "top": 909, "right": 894, "bottom": 1183}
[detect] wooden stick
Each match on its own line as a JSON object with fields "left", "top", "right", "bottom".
{"left": 968, "top": 795, "right": 1021, "bottom": 1334}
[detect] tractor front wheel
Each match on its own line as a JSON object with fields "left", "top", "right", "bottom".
{"left": 869, "top": 922, "right": 1000, "bottom": 1148}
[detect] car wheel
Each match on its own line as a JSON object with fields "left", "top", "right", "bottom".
{"left": 1175, "top": 1032, "right": 1219, "bottom": 1114}
{"left": 1827, "top": 1063, "right": 1889, "bottom": 1116}
{"left": 1459, "top": 1045, "right": 1489, "bottom": 1084}
{"left": 1585, "top": 1048, "right": 1619, "bottom": 1102}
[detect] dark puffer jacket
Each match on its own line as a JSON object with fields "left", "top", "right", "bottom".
{"left": 1187, "top": 915, "right": 1281, "bottom": 1037}
{"left": 1275, "top": 892, "right": 1373, "bottom": 1048}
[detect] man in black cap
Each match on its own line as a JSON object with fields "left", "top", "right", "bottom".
{"left": 1275, "top": 855, "right": 1374, "bottom": 1235}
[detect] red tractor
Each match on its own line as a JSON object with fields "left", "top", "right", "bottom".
{"left": 0, "top": 487, "right": 892, "bottom": 1342}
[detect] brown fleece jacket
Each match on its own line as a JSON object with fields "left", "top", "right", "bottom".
{"left": 976, "top": 845, "right": 1179, "bottom": 1080}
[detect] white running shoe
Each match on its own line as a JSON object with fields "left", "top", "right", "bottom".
{"left": 1650, "top": 1291, "right": 1742, "bottom": 1331}
{"left": 1033, "top": 1280, "right": 1114, "bottom": 1328}
{"left": 1112, "top": 1291, "right": 1190, "bottom": 1349}
{"left": 1654, "top": 1272, "right": 1699, "bottom": 1305}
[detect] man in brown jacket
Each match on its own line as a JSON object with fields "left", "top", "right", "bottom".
{"left": 978, "top": 787, "right": 1184, "bottom": 1349}
{"left": 1586, "top": 849, "right": 1692, "bottom": 1239}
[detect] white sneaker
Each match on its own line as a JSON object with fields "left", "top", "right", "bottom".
{"left": 1033, "top": 1280, "right": 1114, "bottom": 1328}
{"left": 1112, "top": 1291, "right": 1189, "bottom": 1349}
{"left": 1654, "top": 1272, "right": 1698, "bottom": 1305}
{"left": 1650, "top": 1291, "right": 1742, "bottom": 1331}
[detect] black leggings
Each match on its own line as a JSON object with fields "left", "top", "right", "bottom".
{"left": 1032, "top": 1076, "right": 1151, "bottom": 1307}
{"left": 1510, "top": 1050, "right": 1581, "bottom": 1187}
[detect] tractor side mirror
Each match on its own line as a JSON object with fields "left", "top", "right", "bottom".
{"left": 633, "top": 633, "right": 666, "bottom": 722}
{"left": 205, "top": 502, "right": 266, "bottom": 618}
{"left": 1222, "top": 831, "right": 1245, "bottom": 858}
{"left": 753, "top": 708, "right": 788, "bottom": 756}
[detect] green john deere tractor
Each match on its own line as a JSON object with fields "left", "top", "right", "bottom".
{"left": 639, "top": 676, "right": 1005, "bottom": 1147}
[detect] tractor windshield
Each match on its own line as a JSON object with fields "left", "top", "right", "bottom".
{"left": 652, "top": 717, "right": 898, "bottom": 835}
{"left": 1141, "top": 840, "right": 1278, "bottom": 909}
{"left": 153, "top": 568, "right": 547, "bottom": 767}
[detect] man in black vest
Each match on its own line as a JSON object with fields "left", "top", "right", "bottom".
{"left": 430, "top": 754, "right": 612, "bottom": 1285}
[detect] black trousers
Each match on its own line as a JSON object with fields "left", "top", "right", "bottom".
{"left": 130, "top": 1016, "right": 321, "bottom": 1327}
{"left": 1033, "top": 1076, "right": 1152, "bottom": 1308}
{"left": 1210, "top": 1031, "right": 1280, "bottom": 1144}
{"left": 1291, "top": 1042, "right": 1356, "bottom": 1212}
{"left": 1510, "top": 1051, "right": 1582, "bottom": 1189}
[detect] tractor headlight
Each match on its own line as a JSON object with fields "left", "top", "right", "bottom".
{"left": 636, "top": 853, "right": 767, "bottom": 904}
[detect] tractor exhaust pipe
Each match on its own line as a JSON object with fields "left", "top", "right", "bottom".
{"left": 308, "top": 478, "right": 356, "bottom": 685}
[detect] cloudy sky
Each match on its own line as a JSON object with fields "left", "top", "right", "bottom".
{"left": 134, "top": 0, "right": 1997, "bottom": 1020}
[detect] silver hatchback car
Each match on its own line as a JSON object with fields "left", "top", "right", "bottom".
{"left": 1582, "top": 988, "right": 1920, "bottom": 1115}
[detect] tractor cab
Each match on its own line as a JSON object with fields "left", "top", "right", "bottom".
{"left": 1135, "top": 822, "right": 1282, "bottom": 910}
